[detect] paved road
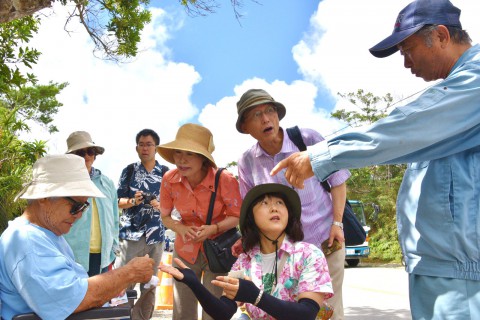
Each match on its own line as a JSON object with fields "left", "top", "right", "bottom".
{"left": 152, "top": 262, "right": 412, "bottom": 319}
{"left": 343, "top": 263, "right": 411, "bottom": 319}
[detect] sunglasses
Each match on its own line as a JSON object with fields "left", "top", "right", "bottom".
{"left": 74, "top": 148, "right": 96, "bottom": 157}
{"left": 64, "top": 197, "right": 90, "bottom": 215}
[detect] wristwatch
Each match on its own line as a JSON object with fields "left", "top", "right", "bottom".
{"left": 130, "top": 198, "right": 136, "bottom": 206}
{"left": 332, "top": 221, "right": 344, "bottom": 230}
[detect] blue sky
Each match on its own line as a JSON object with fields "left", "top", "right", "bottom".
{"left": 26, "top": 0, "right": 480, "bottom": 183}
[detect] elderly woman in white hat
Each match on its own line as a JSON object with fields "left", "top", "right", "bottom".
{"left": 159, "top": 183, "right": 334, "bottom": 320}
{"left": 0, "top": 154, "right": 154, "bottom": 320}
{"left": 157, "top": 123, "right": 242, "bottom": 320}
{"left": 64, "top": 131, "right": 119, "bottom": 277}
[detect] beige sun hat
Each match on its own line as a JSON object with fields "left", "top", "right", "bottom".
{"left": 15, "top": 154, "right": 105, "bottom": 201}
{"left": 156, "top": 123, "right": 217, "bottom": 168}
{"left": 66, "top": 131, "right": 105, "bottom": 155}
{"left": 236, "top": 89, "right": 286, "bottom": 133}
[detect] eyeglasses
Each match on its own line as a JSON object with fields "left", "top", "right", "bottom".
{"left": 64, "top": 197, "right": 90, "bottom": 215}
{"left": 247, "top": 105, "right": 277, "bottom": 121}
{"left": 74, "top": 148, "right": 96, "bottom": 157}
{"left": 137, "top": 143, "right": 156, "bottom": 148}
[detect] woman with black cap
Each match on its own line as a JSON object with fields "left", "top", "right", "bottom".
{"left": 159, "top": 183, "right": 333, "bottom": 320}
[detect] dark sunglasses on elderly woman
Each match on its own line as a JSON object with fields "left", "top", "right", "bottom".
{"left": 74, "top": 148, "right": 96, "bottom": 157}
{"left": 64, "top": 197, "right": 90, "bottom": 215}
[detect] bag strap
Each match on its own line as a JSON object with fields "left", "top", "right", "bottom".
{"left": 286, "top": 126, "right": 331, "bottom": 193}
{"left": 206, "top": 168, "right": 225, "bottom": 225}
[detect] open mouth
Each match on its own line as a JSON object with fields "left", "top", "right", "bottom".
{"left": 263, "top": 126, "right": 273, "bottom": 133}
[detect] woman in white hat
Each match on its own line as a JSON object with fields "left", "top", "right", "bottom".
{"left": 157, "top": 123, "right": 242, "bottom": 320}
{"left": 64, "top": 131, "right": 119, "bottom": 277}
{"left": 159, "top": 183, "right": 334, "bottom": 320}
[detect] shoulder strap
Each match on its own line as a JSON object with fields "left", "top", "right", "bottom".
{"left": 286, "top": 126, "right": 331, "bottom": 193}
{"left": 285, "top": 126, "right": 307, "bottom": 152}
{"left": 125, "top": 163, "right": 135, "bottom": 185}
{"left": 206, "top": 168, "right": 225, "bottom": 225}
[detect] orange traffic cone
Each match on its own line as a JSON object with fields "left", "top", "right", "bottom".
{"left": 155, "top": 252, "right": 174, "bottom": 310}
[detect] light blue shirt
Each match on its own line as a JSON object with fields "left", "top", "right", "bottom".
{"left": 0, "top": 217, "right": 89, "bottom": 320}
{"left": 309, "top": 44, "right": 480, "bottom": 280}
{"left": 64, "top": 167, "right": 119, "bottom": 271}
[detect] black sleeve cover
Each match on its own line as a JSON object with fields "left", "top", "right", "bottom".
{"left": 178, "top": 268, "right": 237, "bottom": 320}
{"left": 234, "top": 278, "right": 320, "bottom": 320}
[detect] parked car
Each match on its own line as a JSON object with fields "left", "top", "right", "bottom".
{"left": 345, "top": 200, "right": 371, "bottom": 267}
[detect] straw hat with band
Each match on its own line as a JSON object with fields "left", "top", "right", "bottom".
{"left": 156, "top": 123, "right": 217, "bottom": 168}
{"left": 236, "top": 89, "right": 286, "bottom": 133}
{"left": 239, "top": 183, "right": 301, "bottom": 234}
{"left": 15, "top": 154, "right": 105, "bottom": 201}
{"left": 66, "top": 131, "right": 105, "bottom": 155}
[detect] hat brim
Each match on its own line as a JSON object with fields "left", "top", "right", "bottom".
{"left": 369, "top": 25, "right": 423, "bottom": 58}
{"left": 16, "top": 179, "right": 105, "bottom": 200}
{"left": 236, "top": 101, "right": 286, "bottom": 133}
{"left": 66, "top": 141, "right": 105, "bottom": 155}
{"left": 157, "top": 140, "right": 217, "bottom": 169}
{"left": 239, "top": 183, "right": 301, "bottom": 233}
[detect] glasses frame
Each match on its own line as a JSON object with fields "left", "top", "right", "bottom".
{"left": 246, "top": 105, "right": 277, "bottom": 121}
{"left": 137, "top": 143, "right": 157, "bottom": 148}
{"left": 64, "top": 197, "right": 90, "bottom": 215}
{"left": 74, "top": 148, "right": 96, "bottom": 157}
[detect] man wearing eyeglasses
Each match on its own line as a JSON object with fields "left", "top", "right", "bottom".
{"left": 64, "top": 131, "right": 120, "bottom": 277}
{"left": 115, "top": 128, "right": 169, "bottom": 320}
{"left": 235, "top": 89, "right": 350, "bottom": 319}
{"left": 0, "top": 154, "right": 154, "bottom": 320}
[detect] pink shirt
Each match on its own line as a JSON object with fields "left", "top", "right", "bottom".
{"left": 160, "top": 167, "right": 241, "bottom": 263}
{"left": 238, "top": 127, "right": 351, "bottom": 246}
{"left": 232, "top": 236, "right": 333, "bottom": 320}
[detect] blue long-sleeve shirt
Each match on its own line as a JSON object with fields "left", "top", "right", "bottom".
{"left": 309, "top": 44, "right": 480, "bottom": 280}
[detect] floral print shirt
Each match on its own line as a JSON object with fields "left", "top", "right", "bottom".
{"left": 231, "top": 236, "right": 333, "bottom": 320}
{"left": 117, "top": 161, "right": 168, "bottom": 244}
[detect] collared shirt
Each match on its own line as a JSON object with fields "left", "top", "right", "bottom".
{"left": 160, "top": 167, "right": 241, "bottom": 264}
{"left": 0, "top": 217, "right": 89, "bottom": 320}
{"left": 309, "top": 44, "right": 480, "bottom": 280}
{"left": 64, "top": 167, "right": 119, "bottom": 271}
{"left": 238, "top": 127, "right": 351, "bottom": 246}
{"left": 231, "top": 236, "right": 333, "bottom": 320}
{"left": 117, "top": 161, "right": 168, "bottom": 244}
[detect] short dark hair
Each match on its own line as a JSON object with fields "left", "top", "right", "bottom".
{"left": 241, "top": 192, "right": 303, "bottom": 252}
{"left": 136, "top": 129, "right": 160, "bottom": 145}
{"left": 416, "top": 24, "right": 471, "bottom": 47}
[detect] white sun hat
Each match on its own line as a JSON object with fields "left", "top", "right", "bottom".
{"left": 15, "top": 154, "right": 105, "bottom": 201}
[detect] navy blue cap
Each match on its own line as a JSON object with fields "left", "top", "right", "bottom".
{"left": 369, "top": 0, "right": 462, "bottom": 58}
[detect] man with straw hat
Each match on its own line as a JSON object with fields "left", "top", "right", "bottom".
{"left": 0, "top": 154, "right": 154, "bottom": 320}
{"left": 235, "top": 88, "right": 349, "bottom": 319}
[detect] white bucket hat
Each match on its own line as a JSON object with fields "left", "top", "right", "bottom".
{"left": 66, "top": 131, "right": 105, "bottom": 155}
{"left": 15, "top": 154, "right": 105, "bottom": 201}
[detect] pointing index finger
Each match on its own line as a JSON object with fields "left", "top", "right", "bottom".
{"left": 270, "top": 158, "right": 288, "bottom": 176}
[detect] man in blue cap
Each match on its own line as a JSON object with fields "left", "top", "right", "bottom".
{"left": 271, "top": 0, "right": 480, "bottom": 318}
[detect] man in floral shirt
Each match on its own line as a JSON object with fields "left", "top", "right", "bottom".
{"left": 115, "top": 128, "right": 169, "bottom": 320}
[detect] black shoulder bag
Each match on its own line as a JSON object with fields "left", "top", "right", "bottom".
{"left": 286, "top": 126, "right": 367, "bottom": 246}
{"left": 203, "top": 168, "right": 242, "bottom": 273}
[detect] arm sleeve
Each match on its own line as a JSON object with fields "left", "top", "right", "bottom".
{"left": 178, "top": 268, "right": 237, "bottom": 320}
{"left": 117, "top": 167, "right": 129, "bottom": 198}
{"left": 309, "top": 78, "right": 480, "bottom": 181}
{"left": 234, "top": 279, "right": 320, "bottom": 320}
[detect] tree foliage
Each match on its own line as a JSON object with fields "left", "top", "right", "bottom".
{"left": 60, "top": 0, "right": 152, "bottom": 60}
{"left": 334, "top": 90, "right": 405, "bottom": 263}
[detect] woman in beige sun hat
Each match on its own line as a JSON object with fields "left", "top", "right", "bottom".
{"left": 63, "top": 131, "right": 120, "bottom": 277}
{"left": 157, "top": 123, "right": 242, "bottom": 320}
